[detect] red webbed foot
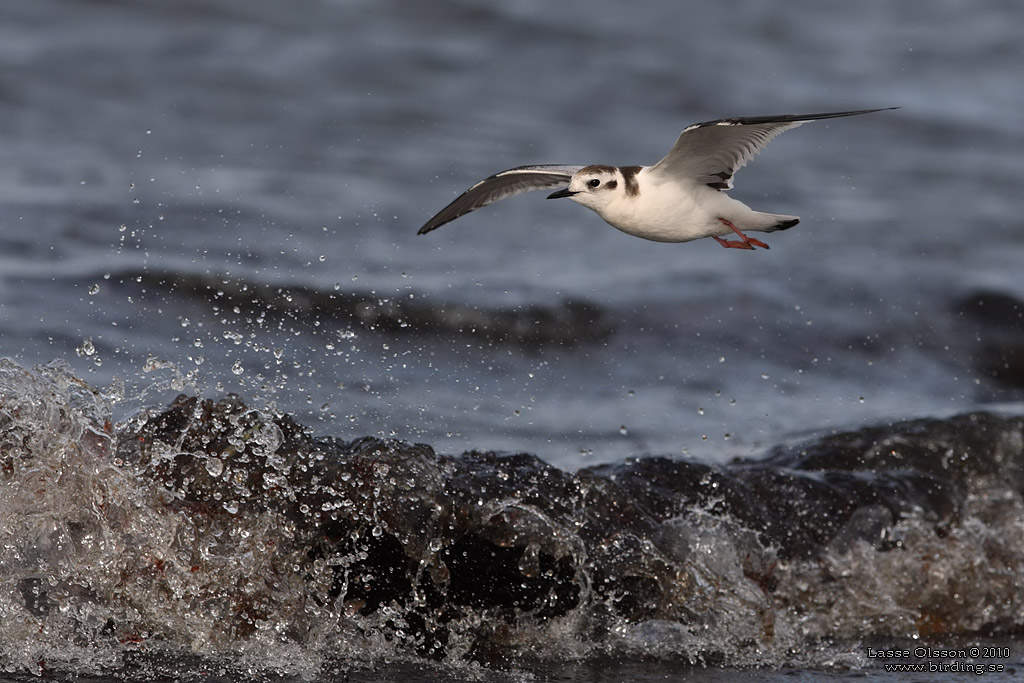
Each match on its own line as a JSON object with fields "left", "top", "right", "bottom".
{"left": 715, "top": 218, "right": 770, "bottom": 250}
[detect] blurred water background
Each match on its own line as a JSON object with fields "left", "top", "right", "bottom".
{"left": 2, "top": 0, "right": 1022, "bottom": 467}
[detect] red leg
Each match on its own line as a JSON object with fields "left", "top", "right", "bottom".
{"left": 713, "top": 235, "right": 754, "bottom": 250}
{"left": 716, "top": 218, "right": 770, "bottom": 250}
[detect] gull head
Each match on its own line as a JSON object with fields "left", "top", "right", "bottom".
{"left": 547, "top": 164, "right": 626, "bottom": 213}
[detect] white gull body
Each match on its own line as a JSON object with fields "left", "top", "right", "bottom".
{"left": 419, "top": 108, "right": 895, "bottom": 250}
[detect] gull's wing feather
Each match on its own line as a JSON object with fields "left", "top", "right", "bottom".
{"left": 649, "top": 108, "right": 897, "bottom": 190}
{"left": 418, "top": 164, "right": 583, "bottom": 234}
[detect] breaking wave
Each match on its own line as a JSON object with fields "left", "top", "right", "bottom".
{"left": 1, "top": 358, "right": 1022, "bottom": 678}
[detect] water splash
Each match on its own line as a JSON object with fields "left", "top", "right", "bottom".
{"left": 1, "top": 359, "right": 1023, "bottom": 678}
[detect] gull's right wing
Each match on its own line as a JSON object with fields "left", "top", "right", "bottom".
{"left": 418, "top": 164, "right": 583, "bottom": 234}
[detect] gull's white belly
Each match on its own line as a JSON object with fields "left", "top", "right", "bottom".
{"left": 595, "top": 183, "right": 729, "bottom": 243}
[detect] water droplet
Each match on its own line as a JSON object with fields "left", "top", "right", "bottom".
{"left": 88, "top": 283, "right": 100, "bottom": 295}
{"left": 619, "top": 425, "right": 628, "bottom": 436}
{"left": 697, "top": 407, "right": 705, "bottom": 416}
{"left": 205, "top": 457, "right": 224, "bottom": 477}
{"left": 76, "top": 338, "right": 96, "bottom": 357}
{"left": 231, "top": 361, "right": 244, "bottom": 375}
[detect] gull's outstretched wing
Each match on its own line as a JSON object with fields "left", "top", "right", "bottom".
{"left": 648, "top": 108, "right": 897, "bottom": 190}
{"left": 418, "top": 164, "right": 583, "bottom": 234}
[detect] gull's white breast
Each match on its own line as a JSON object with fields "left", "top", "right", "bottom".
{"left": 596, "top": 168, "right": 717, "bottom": 243}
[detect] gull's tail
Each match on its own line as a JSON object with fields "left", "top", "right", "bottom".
{"left": 754, "top": 212, "right": 800, "bottom": 233}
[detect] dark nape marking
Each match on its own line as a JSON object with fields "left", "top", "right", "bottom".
{"left": 620, "top": 165, "right": 642, "bottom": 197}
{"left": 579, "top": 164, "right": 618, "bottom": 175}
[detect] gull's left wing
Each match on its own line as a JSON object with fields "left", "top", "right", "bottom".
{"left": 648, "top": 108, "right": 896, "bottom": 190}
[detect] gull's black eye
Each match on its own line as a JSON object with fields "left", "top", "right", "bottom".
{"left": 587, "top": 178, "right": 601, "bottom": 188}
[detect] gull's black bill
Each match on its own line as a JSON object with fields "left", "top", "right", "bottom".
{"left": 547, "top": 188, "right": 577, "bottom": 199}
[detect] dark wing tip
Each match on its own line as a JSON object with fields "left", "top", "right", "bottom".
{"left": 416, "top": 182, "right": 491, "bottom": 235}
{"left": 417, "top": 204, "right": 461, "bottom": 235}
{"left": 690, "top": 107, "right": 899, "bottom": 129}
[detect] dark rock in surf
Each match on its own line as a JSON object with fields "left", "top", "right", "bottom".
{"left": 106, "top": 395, "right": 1024, "bottom": 663}
{"left": 955, "top": 290, "right": 1024, "bottom": 389}
{"left": 104, "top": 268, "right": 614, "bottom": 350}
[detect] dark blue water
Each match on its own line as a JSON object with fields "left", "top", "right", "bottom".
{"left": 1, "top": 0, "right": 1023, "bottom": 679}
{"left": 3, "top": 0, "right": 1022, "bottom": 467}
